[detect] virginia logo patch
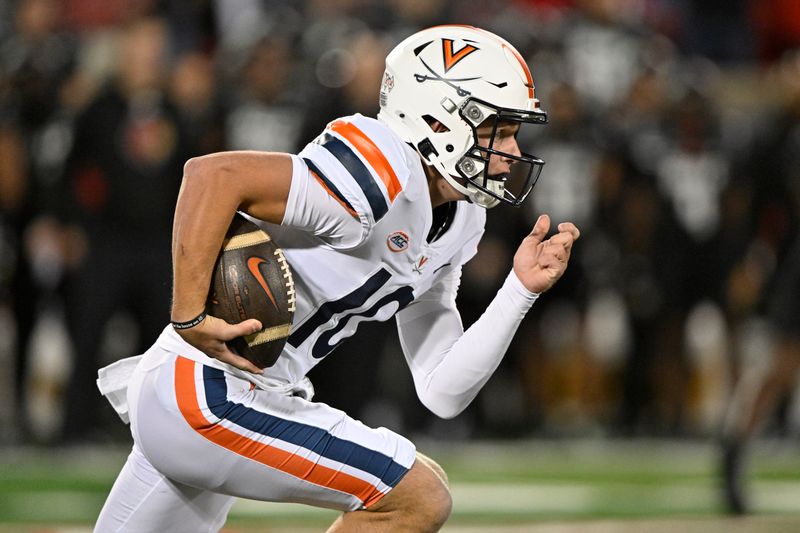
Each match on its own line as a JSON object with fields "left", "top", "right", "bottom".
{"left": 413, "top": 256, "right": 428, "bottom": 275}
{"left": 387, "top": 231, "right": 410, "bottom": 252}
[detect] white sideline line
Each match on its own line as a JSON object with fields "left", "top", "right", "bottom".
{"left": 229, "top": 479, "right": 800, "bottom": 517}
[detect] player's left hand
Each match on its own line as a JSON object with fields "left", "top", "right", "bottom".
{"left": 513, "top": 214, "right": 580, "bottom": 294}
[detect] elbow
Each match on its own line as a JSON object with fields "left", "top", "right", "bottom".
{"left": 182, "top": 156, "right": 205, "bottom": 189}
{"left": 182, "top": 155, "right": 233, "bottom": 194}
{"left": 183, "top": 155, "right": 214, "bottom": 183}
{"left": 184, "top": 153, "right": 233, "bottom": 178}
{"left": 419, "top": 391, "right": 468, "bottom": 420}
{"left": 413, "top": 374, "right": 473, "bottom": 419}
{"left": 183, "top": 155, "right": 202, "bottom": 177}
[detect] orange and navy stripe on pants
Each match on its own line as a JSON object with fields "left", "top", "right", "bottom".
{"left": 174, "top": 356, "right": 407, "bottom": 507}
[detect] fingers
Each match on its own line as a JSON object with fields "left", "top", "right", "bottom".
{"left": 219, "top": 318, "right": 263, "bottom": 341}
{"left": 530, "top": 217, "right": 579, "bottom": 245}
{"left": 540, "top": 246, "right": 567, "bottom": 267}
{"left": 214, "top": 350, "right": 264, "bottom": 374}
{"left": 546, "top": 221, "right": 581, "bottom": 252}
{"left": 216, "top": 318, "right": 265, "bottom": 373}
{"left": 528, "top": 214, "right": 551, "bottom": 244}
{"left": 178, "top": 316, "right": 266, "bottom": 374}
{"left": 548, "top": 233, "right": 574, "bottom": 253}
{"left": 536, "top": 221, "right": 580, "bottom": 266}
{"left": 557, "top": 222, "right": 581, "bottom": 241}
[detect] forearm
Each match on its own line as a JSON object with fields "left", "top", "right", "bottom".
{"left": 398, "top": 271, "right": 538, "bottom": 418}
{"left": 170, "top": 151, "right": 292, "bottom": 322}
{"left": 171, "top": 156, "right": 240, "bottom": 321}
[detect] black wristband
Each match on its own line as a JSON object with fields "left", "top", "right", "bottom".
{"left": 171, "top": 311, "right": 207, "bottom": 330}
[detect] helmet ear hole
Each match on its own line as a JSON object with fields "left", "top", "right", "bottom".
{"left": 422, "top": 114, "right": 450, "bottom": 133}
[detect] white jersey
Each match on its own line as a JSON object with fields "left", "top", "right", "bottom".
{"left": 259, "top": 113, "right": 486, "bottom": 383}
{"left": 95, "top": 113, "right": 538, "bottom": 528}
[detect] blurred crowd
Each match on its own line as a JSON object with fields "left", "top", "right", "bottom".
{"left": 1, "top": 0, "right": 799, "bottom": 445}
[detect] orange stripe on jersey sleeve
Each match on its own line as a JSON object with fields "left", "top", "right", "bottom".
{"left": 309, "top": 169, "right": 359, "bottom": 219}
{"left": 329, "top": 120, "right": 403, "bottom": 201}
{"left": 173, "top": 356, "right": 384, "bottom": 505}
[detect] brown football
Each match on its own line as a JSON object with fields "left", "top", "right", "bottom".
{"left": 207, "top": 213, "right": 295, "bottom": 368}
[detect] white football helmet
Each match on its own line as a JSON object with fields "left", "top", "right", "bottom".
{"left": 378, "top": 25, "right": 547, "bottom": 208}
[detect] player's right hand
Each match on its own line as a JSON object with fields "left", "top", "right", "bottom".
{"left": 175, "top": 315, "right": 264, "bottom": 374}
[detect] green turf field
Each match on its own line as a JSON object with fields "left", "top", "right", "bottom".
{"left": 1, "top": 439, "right": 799, "bottom": 531}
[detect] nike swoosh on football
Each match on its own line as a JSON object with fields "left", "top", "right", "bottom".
{"left": 247, "top": 257, "right": 279, "bottom": 310}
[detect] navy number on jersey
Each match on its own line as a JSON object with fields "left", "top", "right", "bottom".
{"left": 288, "top": 268, "right": 414, "bottom": 359}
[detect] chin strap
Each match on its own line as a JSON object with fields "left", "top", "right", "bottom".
{"left": 428, "top": 154, "right": 502, "bottom": 209}
{"left": 471, "top": 187, "right": 501, "bottom": 209}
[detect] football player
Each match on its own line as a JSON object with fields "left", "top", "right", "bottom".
{"left": 721, "top": 236, "right": 800, "bottom": 514}
{"left": 95, "top": 25, "right": 580, "bottom": 532}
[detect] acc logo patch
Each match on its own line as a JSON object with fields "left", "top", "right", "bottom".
{"left": 387, "top": 231, "right": 410, "bottom": 252}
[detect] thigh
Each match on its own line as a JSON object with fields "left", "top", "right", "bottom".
{"left": 131, "top": 353, "right": 417, "bottom": 512}
{"left": 95, "top": 444, "right": 234, "bottom": 533}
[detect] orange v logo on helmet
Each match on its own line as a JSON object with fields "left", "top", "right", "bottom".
{"left": 442, "top": 38, "right": 478, "bottom": 73}
{"left": 413, "top": 39, "right": 480, "bottom": 97}
{"left": 247, "top": 257, "right": 278, "bottom": 310}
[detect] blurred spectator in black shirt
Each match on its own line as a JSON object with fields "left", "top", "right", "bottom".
{"left": 0, "top": 0, "right": 78, "bottom": 441}
{"left": 58, "top": 17, "right": 191, "bottom": 443}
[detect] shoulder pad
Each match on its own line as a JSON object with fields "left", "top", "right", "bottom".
{"left": 298, "top": 114, "right": 413, "bottom": 227}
